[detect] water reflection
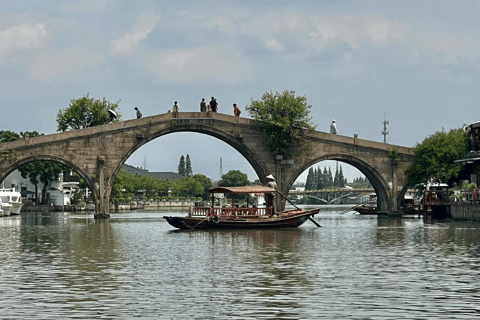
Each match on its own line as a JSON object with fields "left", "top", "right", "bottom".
{"left": 1, "top": 210, "right": 480, "bottom": 318}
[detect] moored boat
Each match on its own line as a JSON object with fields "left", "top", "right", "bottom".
{"left": 1, "top": 201, "right": 12, "bottom": 216}
{"left": 163, "top": 186, "right": 320, "bottom": 229}
{"left": 0, "top": 188, "right": 24, "bottom": 215}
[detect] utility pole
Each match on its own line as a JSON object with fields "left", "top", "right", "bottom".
{"left": 381, "top": 112, "right": 389, "bottom": 143}
{"left": 219, "top": 157, "right": 223, "bottom": 180}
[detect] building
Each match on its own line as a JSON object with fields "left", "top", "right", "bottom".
{"left": 121, "top": 164, "right": 183, "bottom": 181}
{"left": 456, "top": 120, "right": 480, "bottom": 187}
{"left": 3, "top": 170, "right": 80, "bottom": 205}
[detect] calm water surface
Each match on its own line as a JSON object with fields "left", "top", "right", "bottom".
{"left": 1, "top": 206, "right": 480, "bottom": 319}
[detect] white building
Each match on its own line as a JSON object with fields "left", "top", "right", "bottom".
{"left": 3, "top": 170, "right": 80, "bottom": 206}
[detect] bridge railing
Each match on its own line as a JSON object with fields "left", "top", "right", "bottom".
{"left": 191, "top": 207, "right": 273, "bottom": 217}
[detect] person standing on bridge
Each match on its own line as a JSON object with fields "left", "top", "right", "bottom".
{"left": 233, "top": 103, "right": 241, "bottom": 117}
{"left": 200, "top": 98, "right": 207, "bottom": 112}
{"left": 330, "top": 119, "right": 337, "bottom": 134}
{"left": 210, "top": 97, "right": 218, "bottom": 112}
{"left": 134, "top": 107, "right": 142, "bottom": 119}
{"left": 173, "top": 101, "right": 179, "bottom": 118}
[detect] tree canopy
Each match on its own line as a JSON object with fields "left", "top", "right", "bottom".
{"left": 246, "top": 90, "right": 316, "bottom": 155}
{"left": 56, "top": 94, "right": 121, "bottom": 132}
{"left": 18, "top": 161, "right": 71, "bottom": 204}
{"left": 405, "top": 127, "right": 469, "bottom": 188}
{"left": 218, "top": 170, "right": 250, "bottom": 187}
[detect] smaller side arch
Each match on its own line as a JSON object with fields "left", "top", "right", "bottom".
{"left": 0, "top": 155, "right": 96, "bottom": 208}
{"left": 286, "top": 154, "right": 392, "bottom": 212}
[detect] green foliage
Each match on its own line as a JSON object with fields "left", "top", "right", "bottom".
{"left": 305, "top": 165, "right": 346, "bottom": 190}
{"left": 218, "top": 170, "right": 250, "bottom": 187}
{"left": 185, "top": 154, "right": 193, "bottom": 177}
{"left": 0, "top": 130, "right": 21, "bottom": 142}
{"left": 246, "top": 90, "right": 316, "bottom": 155}
{"left": 387, "top": 146, "right": 399, "bottom": 160}
{"left": 193, "top": 173, "right": 212, "bottom": 200}
{"left": 406, "top": 127, "right": 469, "bottom": 188}
{"left": 18, "top": 161, "right": 71, "bottom": 204}
{"left": 347, "top": 176, "right": 372, "bottom": 189}
{"left": 56, "top": 94, "right": 121, "bottom": 132}
{"left": 178, "top": 155, "right": 186, "bottom": 176}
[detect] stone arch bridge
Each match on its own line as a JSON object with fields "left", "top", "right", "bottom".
{"left": 0, "top": 112, "right": 413, "bottom": 218}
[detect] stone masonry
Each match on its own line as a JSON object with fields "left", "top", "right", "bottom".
{"left": 0, "top": 112, "right": 414, "bottom": 218}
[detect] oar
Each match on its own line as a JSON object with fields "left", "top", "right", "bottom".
{"left": 274, "top": 187, "right": 321, "bottom": 227}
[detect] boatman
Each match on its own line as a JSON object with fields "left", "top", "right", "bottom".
{"left": 266, "top": 174, "right": 277, "bottom": 213}
{"left": 330, "top": 119, "right": 337, "bottom": 134}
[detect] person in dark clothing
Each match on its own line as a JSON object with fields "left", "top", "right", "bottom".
{"left": 210, "top": 97, "right": 218, "bottom": 112}
{"left": 200, "top": 98, "right": 207, "bottom": 112}
{"left": 134, "top": 107, "right": 142, "bottom": 118}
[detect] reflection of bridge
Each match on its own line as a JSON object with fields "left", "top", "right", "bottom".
{"left": 0, "top": 112, "right": 414, "bottom": 217}
{"left": 290, "top": 188, "right": 375, "bottom": 204}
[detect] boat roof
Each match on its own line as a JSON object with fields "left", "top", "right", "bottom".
{"left": 208, "top": 186, "right": 276, "bottom": 194}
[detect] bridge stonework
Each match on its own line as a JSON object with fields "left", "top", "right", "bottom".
{"left": 0, "top": 112, "right": 413, "bottom": 217}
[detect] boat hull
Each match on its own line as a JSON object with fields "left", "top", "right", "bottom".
{"left": 164, "top": 209, "right": 320, "bottom": 230}
{"left": 10, "top": 203, "right": 23, "bottom": 215}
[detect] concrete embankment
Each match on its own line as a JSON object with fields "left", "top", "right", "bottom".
{"left": 23, "top": 201, "right": 197, "bottom": 212}
{"left": 112, "top": 200, "right": 196, "bottom": 211}
{"left": 451, "top": 203, "right": 480, "bottom": 221}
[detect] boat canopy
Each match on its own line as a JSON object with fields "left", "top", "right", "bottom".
{"left": 208, "top": 186, "right": 276, "bottom": 194}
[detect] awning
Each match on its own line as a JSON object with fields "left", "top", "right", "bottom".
{"left": 208, "top": 186, "right": 276, "bottom": 194}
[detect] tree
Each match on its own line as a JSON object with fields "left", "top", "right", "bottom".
{"left": 178, "top": 155, "right": 186, "bottom": 176}
{"left": 305, "top": 167, "right": 314, "bottom": 190}
{"left": 185, "top": 154, "right": 193, "bottom": 177}
{"left": 193, "top": 174, "right": 212, "bottom": 200}
{"left": 246, "top": 90, "right": 317, "bottom": 155}
{"left": 56, "top": 94, "right": 121, "bottom": 132}
{"left": 218, "top": 170, "right": 250, "bottom": 187}
{"left": 406, "top": 127, "right": 469, "bottom": 188}
{"left": 0, "top": 130, "right": 21, "bottom": 142}
{"left": 18, "top": 161, "right": 70, "bottom": 204}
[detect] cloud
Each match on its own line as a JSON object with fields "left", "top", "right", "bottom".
{"left": 29, "top": 48, "right": 104, "bottom": 82}
{"left": 60, "top": 0, "right": 109, "bottom": 14}
{"left": 109, "top": 13, "right": 160, "bottom": 56}
{"left": 145, "top": 45, "right": 254, "bottom": 84}
{"left": 0, "top": 23, "right": 50, "bottom": 62}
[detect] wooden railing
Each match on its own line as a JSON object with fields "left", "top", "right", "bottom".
{"left": 191, "top": 207, "right": 273, "bottom": 217}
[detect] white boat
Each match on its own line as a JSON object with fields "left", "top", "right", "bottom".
{"left": 0, "top": 205, "right": 3, "bottom": 216}
{"left": 0, "top": 188, "right": 24, "bottom": 215}
{"left": 1, "top": 201, "right": 12, "bottom": 216}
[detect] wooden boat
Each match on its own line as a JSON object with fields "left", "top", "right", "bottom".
{"left": 354, "top": 203, "right": 378, "bottom": 215}
{"left": 163, "top": 186, "right": 320, "bottom": 229}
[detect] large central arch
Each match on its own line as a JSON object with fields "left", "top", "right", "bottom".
{"left": 106, "top": 123, "right": 270, "bottom": 202}
{"left": 287, "top": 153, "right": 391, "bottom": 212}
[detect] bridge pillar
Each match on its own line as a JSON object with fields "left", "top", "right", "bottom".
{"left": 275, "top": 155, "right": 286, "bottom": 212}
{"left": 94, "top": 156, "right": 110, "bottom": 219}
{"left": 390, "top": 159, "right": 400, "bottom": 215}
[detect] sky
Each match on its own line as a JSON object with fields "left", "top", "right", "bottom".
{"left": 1, "top": 0, "right": 479, "bottom": 183}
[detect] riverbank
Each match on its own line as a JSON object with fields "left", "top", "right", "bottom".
{"left": 22, "top": 200, "right": 198, "bottom": 212}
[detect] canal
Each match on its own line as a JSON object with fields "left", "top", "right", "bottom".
{"left": 1, "top": 207, "right": 480, "bottom": 319}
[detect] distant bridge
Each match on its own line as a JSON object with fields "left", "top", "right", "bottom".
{"left": 289, "top": 188, "right": 375, "bottom": 204}
{"left": 0, "top": 112, "right": 414, "bottom": 217}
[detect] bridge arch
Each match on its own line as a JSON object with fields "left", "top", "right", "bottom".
{"left": 286, "top": 153, "right": 392, "bottom": 212}
{"left": 0, "top": 155, "right": 97, "bottom": 207}
{"left": 106, "top": 123, "right": 270, "bottom": 200}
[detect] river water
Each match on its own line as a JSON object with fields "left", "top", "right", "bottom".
{"left": 1, "top": 206, "right": 480, "bottom": 319}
